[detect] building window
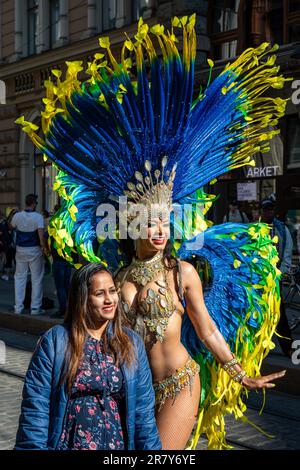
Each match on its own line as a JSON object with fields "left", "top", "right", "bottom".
{"left": 266, "top": 1, "right": 284, "bottom": 44}
{"left": 287, "top": 115, "right": 300, "bottom": 170}
{"left": 132, "top": 0, "right": 150, "bottom": 21}
{"left": 49, "top": 0, "right": 60, "bottom": 47}
{"left": 212, "top": 0, "right": 240, "bottom": 33}
{"left": 288, "top": 0, "right": 300, "bottom": 13}
{"left": 102, "top": 0, "right": 133, "bottom": 31}
{"left": 209, "top": 0, "right": 241, "bottom": 60}
{"left": 98, "top": 0, "right": 152, "bottom": 34}
{"left": 213, "top": 40, "right": 238, "bottom": 60}
{"left": 104, "top": 0, "right": 119, "bottom": 30}
{"left": 285, "top": 0, "right": 300, "bottom": 42}
{"left": 27, "top": 0, "right": 39, "bottom": 56}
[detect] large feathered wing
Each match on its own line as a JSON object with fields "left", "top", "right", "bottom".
{"left": 15, "top": 15, "right": 289, "bottom": 265}
{"left": 178, "top": 222, "right": 281, "bottom": 449}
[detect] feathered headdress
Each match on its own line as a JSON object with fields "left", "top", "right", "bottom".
{"left": 16, "top": 14, "right": 288, "bottom": 267}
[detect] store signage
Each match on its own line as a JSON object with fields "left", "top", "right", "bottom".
{"left": 244, "top": 131, "right": 283, "bottom": 179}
{"left": 237, "top": 182, "right": 257, "bottom": 201}
{"left": 245, "top": 165, "right": 280, "bottom": 178}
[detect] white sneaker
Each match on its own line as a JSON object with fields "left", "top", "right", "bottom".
{"left": 1, "top": 275, "right": 9, "bottom": 281}
{"left": 30, "top": 309, "right": 46, "bottom": 316}
{"left": 14, "top": 309, "right": 23, "bottom": 314}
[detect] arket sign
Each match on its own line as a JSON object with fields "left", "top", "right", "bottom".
{"left": 246, "top": 165, "right": 280, "bottom": 178}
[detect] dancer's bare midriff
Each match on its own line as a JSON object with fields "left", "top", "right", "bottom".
{"left": 117, "top": 267, "right": 191, "bottom": 383}
{"left": 146, "top": 312, "right": 190, "bottom": 382}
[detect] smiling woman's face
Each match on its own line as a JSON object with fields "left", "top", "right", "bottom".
{"left": 146, "top": 215, "right": 170, "bottom": 251}
{"left": 136, "top": 218, "right": 170, "bottom": 259}
{"left": 133, "top": 203, "right": 171, "bottom": 258}
{"left": 88, "top": 271, "right": 119, "bottom": 324}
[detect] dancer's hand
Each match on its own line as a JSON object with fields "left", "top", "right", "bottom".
{"left": 241, "top": 370, "right": 286, "bottom": 390}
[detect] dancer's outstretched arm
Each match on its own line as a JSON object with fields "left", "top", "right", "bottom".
{"left": 180, "top": 261, "right": 286, "bottom": 390}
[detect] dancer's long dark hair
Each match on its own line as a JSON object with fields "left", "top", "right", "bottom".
{"left": 62, "top": 263, "right": 135, "bottom": 393}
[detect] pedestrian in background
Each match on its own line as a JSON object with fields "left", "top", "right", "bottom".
{"left": 223, "top": 199, "right": 249, "bottom": 223}
{"left": 10, "top": 194, "right": 49, "bottom": 315}
{"left": 261, "top": 198, "right": 294, "bottom": 357}
{"left": 48, "top": 204, "right": 72, "bottom": 318}
{"left": 42, "top": 209, "right": 50, "bottom": 232}
{"left": 0, "top": 208, "right": 17, "bottom": 279}
{"left": 0, "top": 209, "right": 10, "bottom": 280}
{"left": 15, "top": 263, "right": 161, "bottom": 450}
{"left": 5, "top": 208, "right": 19, "bottom": 275}
{"left": 250, "top": 203, "right": 260, "bottom": 222}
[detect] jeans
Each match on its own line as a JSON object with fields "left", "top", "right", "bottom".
{"left": 52, "top": 260, "right": 72, "bottom": 312}
{"left": 14, "top": 247, "right": 44, "bottom": 311}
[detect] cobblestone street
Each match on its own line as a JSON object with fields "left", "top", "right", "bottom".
{"left": 0, "top": 327, "right": 300, "bottom": 451}
{"left": 0, "top": 268, "right": 300, "bottom": 451}
{"left": 0, "top": 375, "right": 23, "bottom": 450}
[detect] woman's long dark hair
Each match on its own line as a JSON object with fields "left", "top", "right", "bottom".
{"left": 62, "top": 263, "right": 135, "bottom": 393}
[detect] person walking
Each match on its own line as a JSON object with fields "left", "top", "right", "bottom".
{"left": 10, "top": 194, "right": 49, "bottom": 315}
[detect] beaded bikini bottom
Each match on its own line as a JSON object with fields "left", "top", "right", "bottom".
{"left": 153, "top": 356, "right": 200, "bottom": 412}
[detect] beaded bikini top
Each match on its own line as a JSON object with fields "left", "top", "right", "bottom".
{"left": 119, "top": 253, "right": 182, "bottom": 343}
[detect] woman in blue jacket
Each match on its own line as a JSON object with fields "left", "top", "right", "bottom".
{"left": 15, "top": 263, "right": 161, "bottom": 450}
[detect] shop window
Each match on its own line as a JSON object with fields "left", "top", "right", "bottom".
{"left": 286, "top": 209, "right": 300, "bottom": 256}
{"left": 261, "top": 178, "right": 276, "bottom": 201}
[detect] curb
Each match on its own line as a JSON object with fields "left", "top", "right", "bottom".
{"left": 0, "top": 311, "right": 62, "bottom": 336}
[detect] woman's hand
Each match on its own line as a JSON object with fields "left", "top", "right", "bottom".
{"left": 241, "top": 370, "right": 286, "bottom": 390}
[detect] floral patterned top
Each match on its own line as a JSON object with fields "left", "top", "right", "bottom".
{"left": 57, "top": 335, "right": 126, "bottom": 450}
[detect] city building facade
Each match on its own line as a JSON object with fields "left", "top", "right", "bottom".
{"left": 0, "top": 0, "right": 299, "bottom": 252}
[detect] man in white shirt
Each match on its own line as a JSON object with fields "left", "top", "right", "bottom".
{"left": 10, "top": 194, "right": 48, "bottom": 315}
